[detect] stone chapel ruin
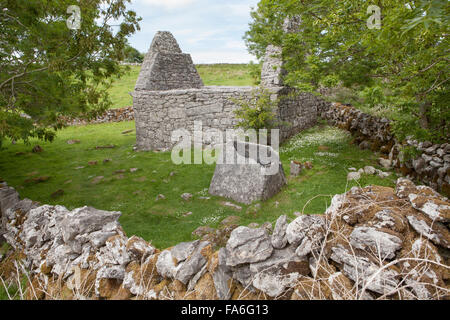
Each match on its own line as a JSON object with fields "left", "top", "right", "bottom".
{"left": 132, "top": 29, "right": 329, "bottom": 151}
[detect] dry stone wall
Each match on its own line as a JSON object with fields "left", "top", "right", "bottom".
{"left": 321, "top": 103, "right": 450, "bottom": 197}
{"left": 64, "top": 106, "right": 135, "bottom": 126}
{"left": 1, "top": 179, "right": 449, "bottom": 300}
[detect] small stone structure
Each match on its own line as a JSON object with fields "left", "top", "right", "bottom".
{"left": 209, "top": 141, "right": 287, "bottom": 204}
{"left": 132, "top": 29, "right": 327, "bottom": 151}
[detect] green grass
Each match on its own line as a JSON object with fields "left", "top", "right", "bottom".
{"left": 108, "top": 65, "right": 142, "bottom": 110}
{"left": 196, "top": 64, "right": 255, "bottom": 87}
{"left": 107, "top": 64, "right": 255, "bottom": 109}
{"left": 0, "top": 121, "right": 398, "bottom": 249}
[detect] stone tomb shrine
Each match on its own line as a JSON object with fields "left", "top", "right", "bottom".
{"left": 209, "top": 141, "right": 287, "bottom": 204}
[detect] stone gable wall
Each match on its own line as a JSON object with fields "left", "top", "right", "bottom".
{"left": 135, "top": 31, "right": 203, "bottom": 92}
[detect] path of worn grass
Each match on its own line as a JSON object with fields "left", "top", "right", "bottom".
{"left": 0, "top": 121, "right": 397, "bottom": 249}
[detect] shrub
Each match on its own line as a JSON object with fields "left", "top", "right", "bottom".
{"left": 232, "top": 88, "right": 281, "bottom": 135}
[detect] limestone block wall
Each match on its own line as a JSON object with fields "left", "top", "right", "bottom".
{"left": 133, "top": 86, "right": 323, "bottom": 151}
{"left": 133, "top": 87, "right": 253, "bottom": 151}
{"left": 276, "top": 88, "right": 331, "bottom": 143}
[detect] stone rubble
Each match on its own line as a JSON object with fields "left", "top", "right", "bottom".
{"left": 1, "top": 177, "right": 449, "bottom": 300}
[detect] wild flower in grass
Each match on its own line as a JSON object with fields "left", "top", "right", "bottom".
{"left": 200, "top": 207, "right": 225, "bottom": 225}
{"left": 196, "top": 188, "right": 209, "bottom": 197}
{"left": 281, "top": 127, "right": 350, "bottom": 154}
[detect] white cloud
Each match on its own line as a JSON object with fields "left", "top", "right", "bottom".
{"left": 224, "top": 40, "right": 246, "bottom": 50}
{"left": 227, "top": 3, "right": 257, "bottom": 17}
{"left": 184, "top": 30, "right": 223, "bottom": 44}
{"left": 137, "top": 0, "right": 197, "bottom": 10}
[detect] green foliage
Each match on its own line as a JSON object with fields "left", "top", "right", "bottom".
{"left": 399, "top": 145, "right": 422, "bottom": 163}
{"left": 0, "top": 0, "right": 141, "bottom": 144}
{"left": 123, "top": 44, "right": 144, "bottom": 64}
{"left": 359, "top": 86, "right": 386, "bottom": 109}
{"left": 245, "top": 0, "right": 449, "bottom": 142}
{"left": 248, "top": 61, "right": 262, "bottom": 85}
{"left": 320, "top": 75, "right": 340, "bottom": 89}
{"left": 232, "top": 88, "right": 280, "bottom": 133}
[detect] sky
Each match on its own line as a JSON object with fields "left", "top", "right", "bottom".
{"left": 126, "top": 0, "right": 259, "bottom": 64}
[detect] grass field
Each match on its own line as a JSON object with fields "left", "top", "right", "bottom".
{"left": 108, "top": 64, "right": 255, "bottom": 109}
{"left": 0, "top": 120, "right": 397, "bottom": 249}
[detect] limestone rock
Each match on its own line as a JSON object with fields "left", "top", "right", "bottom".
{"left": 0, "top": 186, "right": 20, "bottom": 221}
{"left": 187, "top": 265, "right": 208, "bottom": 292}
{"left": 407, "top": 186, "right": 449, "bottom": 223}
{"left": 181, "top": 193, "right": 193, "bottom": 201}
{"left": 175, "top": 242, "right": 210, "bottom": 285}
{"left": 396, "top": 178, "right": 418, "bottom": 198}
{"left": 60, "top": 206, "right": 121, "bottom": 243}
{"left": 249, "top": 245, "right": 310, "bottom": 297}
{"left": 398, "top": 238, "right": 448, "bottom": 299}
{"left": 406, "top": 214, "right": 450, "bottom": 249}
{"left": 212, "top": 248, "right": 234, "bottom": 300}
{"left": 126, "top": 236, "right": 155, "bottom": 261}
{"left": 364, "top": 166, "right": 377, "bottom": 175}
{"left": 192, "top": 226, "right": 215, "bottom": 238}
{"left": 191, "top": 271, "right": 219, "bottom": 300}
{"left": 347, "top": 172, "right": 361, "bottom": 181}
{"left": 220, "top": 216, "right": 240, "bottom": 227}
{"left": 378, "top": 158, "right": 392, "bottom": 169}
{"left": 156, "top": 250, "right": 180, "bottom": 279}
{"left": 286, "top": 214, "right": 325, "bottom": 247}
{"left": 330, "top": 245, "right": 400, "bottom": 295}
{"left": 271, "top": 215, "right": 289, "bottom": 249}
{"left": 209, "top": 141, "right": 287, "bottom": 205}
{"left": 225, "top": 226, "right": 273, "bottom": 267}
{"left": 252, "top": 267, "right": 301, "bottom": 298}
{"left": 220, "top": 202, "right": 242, "bottom": 211}
{"left": 171, "top": 240, "right": 201, "bottom": 264}
{"left": 350, "top": 227, "right": 403, "bottom": 260}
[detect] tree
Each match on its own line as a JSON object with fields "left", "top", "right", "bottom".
{"left": 245, "top": 0, "right": 449, "bottom": 142}
{"left": 0, "top": 0, "right": 141, "bottom": 145}
{"left": 123, "top": 43, "right": 144, "bottom": 63}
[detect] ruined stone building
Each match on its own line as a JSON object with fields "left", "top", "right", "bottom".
{"left": 132, "top": 29, "right": 329, "bottom": 151}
